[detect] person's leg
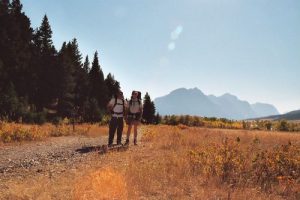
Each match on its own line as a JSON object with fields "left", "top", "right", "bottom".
{"left": 133, "top": 122, "right": 138, "bottom": 145}
{"left": 108, "top": 117, "right": 117, "bottom": 146}
{"left": 125, "top": 124, "right": 132, "bottom": 144}
{"left": 116, "top": 117, "right": 124, "bottom": 145}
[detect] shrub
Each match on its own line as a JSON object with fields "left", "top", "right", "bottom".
{"left": 277, "top": 120, "right": 289, "bottom": 131}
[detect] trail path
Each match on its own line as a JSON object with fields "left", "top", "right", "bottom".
{"left": 0, "top": 127, "right": 146, "bottom": 199}
{"left": 0, "top": 135, "right": 105, "bottom": 176}
{"left": 0, "top": 127, "right": 143, "bottom": 179}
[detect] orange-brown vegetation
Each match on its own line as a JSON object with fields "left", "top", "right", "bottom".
{"left": 1, "top": 125, "right": 299, "bottom": 199}
{"left": 73, "top": 167, "right": 128, "bottom": 200}
{"left": 0, "top": 122, "right": 107, "bottom": 143}
{"left": 161, "top": 115, "right": 300, "bottom": 132}
{"left": 126, "top": 125, "right": 300, "bottom": 199}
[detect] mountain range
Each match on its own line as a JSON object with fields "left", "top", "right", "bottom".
{"left": 154, "top": 88, "right": 280, "bottom": 120}
{"left": 253, "top": 110, "right": 300, "bottom": 121}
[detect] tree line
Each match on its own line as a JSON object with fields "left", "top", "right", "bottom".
{"left": 0, "top": 0, "right": 157, "bottom": 124}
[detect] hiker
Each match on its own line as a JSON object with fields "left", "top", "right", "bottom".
{"left": 125, "top": 91, "right": 143, "bottom": 145}
{"left": 107, "top": 90, "right": 126, "bottom": 147}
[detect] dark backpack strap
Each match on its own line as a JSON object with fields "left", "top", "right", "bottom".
{"left": 123, "top": 99, "right": 125, "bottom": 115}
{"left": 112, "top": 98, "right": 125, "bottom": 115}
{"left": 112, "top": 97, "right": 118, "bottom": 112}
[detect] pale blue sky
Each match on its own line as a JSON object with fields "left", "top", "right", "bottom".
{"left": 22, "top": 0, "right": 300, "bottom": 113}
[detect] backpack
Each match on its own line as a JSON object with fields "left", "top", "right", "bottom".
{"left": 129, "top": 91, "right": 141, "bottom": 107}
{"left": 112, "top": 96, "right": 125, "bottom": 115}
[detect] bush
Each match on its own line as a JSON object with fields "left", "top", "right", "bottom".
{"left": 278, "top": 120, "right": 289, "bottom": 131}
{"left": 52, "top": 116, "right": 63, "bottom": 125}
{"left": 23, "top": 111, "right": 47, "bottom": 124}
{"left": 99, "top": 114, "right": 110, "bottom": 125}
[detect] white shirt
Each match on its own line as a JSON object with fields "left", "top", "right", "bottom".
{"left": 108, "top": 98, "right": 125, "bottom": 117}
{"left": 128, "top": 99, "right": 142, "bottom": 114}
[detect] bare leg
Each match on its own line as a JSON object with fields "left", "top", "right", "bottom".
{"left": 134, "top": 122, "right": 138, "bottom": 145}
{"left": 126, "top": 124, "right": 132, "bottom": 142}
{"left": 134, "top": 124, "right": 138, "bottom": 140}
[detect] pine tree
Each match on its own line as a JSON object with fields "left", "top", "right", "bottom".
{"left": 82, "top": 98, "right": 103, "bottom": 122}
{"left": 0, "top": 0, "right": 9, "bottom": 13}
{"left": 0, "top": 1, "right": 122, "bottom": 122}
{"left": 69, "top": 39, "right": 89, "bottom": 112}
{"left": 142, "top": 92, "right": 156, "bottom": 124}
{"left": 0, "top": 82, "right": 26, "bottom": 121}
{"left": 83, "top": 55, "right": 90, "bottom": 73}
{"left": 154, "top": 113, "right": 162, "bottom": 124}
{"left": 11, "top": 0, "right": 22, "bottom": 14}
{"left": 0, "top": 0, "right": 9, "bottom": 93}
{"left": 39, "top": 15, "right": 55, "bottom": 54}
{"left": 56, "top": 42, "right": 76, "bottom": 118}
{"left": 0, "top": 0, "right": 33, "bottom": 98}
{"left": 89, "top": 51, "right": 108, "bottom": 109}
{"left": 8, "top": 0, "right": 33, "bottom": 98}
{"left": 105, "top": 73, "right": 120, "bottom": 99}
{"left": 35, "top": 15, "right": 59, "bottom": 111}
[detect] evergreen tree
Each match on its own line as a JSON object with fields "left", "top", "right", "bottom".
{"left": 0, "top": 0, "right": 33, "bottom": 99}
{"left": 142, "top": 92, "right": 156, "bottom": 124}
{"left": 0, "top": 59, "right": 6, "bottom": 94}
{"left": 56, "top": 42, "right": 76, "bottom": 118}
{"left": 0, "top": 82, "right": 18, "bottom": 120}
{"left": 83, "top": 55, "right": 90, "bottom": 73}
{"left": 34, "top": 15, "right": 59, "bottom": 111}
{"left": 89, "top": 51, "right": 108, "bottom": 109}
{"left": 0, "top": 82, "right": 27, "bottom": 121}
{"left": 0, "top": 1, "right": 121, "bottom": 122}
{"left": 9, "top": 0, "right": 33, "bottom": 98}
{"left": 69, "top": 38, "right": 82, "bottom": 68}
{"left": 82, "top": 98, "right": 103, "bottom": 122}
{"left": 11, "top": 0, "right": 22, "bottom": 14}
{"left": 154, "top": 113, "right": 162, "bottom": 124}
{"left": 69, "top": 39, "right": 89, "bottom": 111}
{"left": 0, "top": 0, "right": 10, "bottom": 49}
{"left": 39, "top": 15, "right": 55, "bottom": 54}
{"left": 105, "top": 73, "right": 120, "bottom": 99}
{"left": 0, "top": 0, "right": 9, "bottom": 13}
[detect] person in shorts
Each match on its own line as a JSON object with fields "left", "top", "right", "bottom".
{"left": 125, "top": 91, "right": 142, "bottom": 145}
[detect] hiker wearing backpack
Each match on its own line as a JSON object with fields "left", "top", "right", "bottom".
{"left": 125, "top": 91, "right": 143, "bottom": 145}
{"left": 107, "top": 90, "right": 126, "bottom": 147}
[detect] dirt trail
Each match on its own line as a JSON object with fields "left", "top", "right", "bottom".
{"left": 0, "top": 135, "right": 106, "bottom": 176}
{"left": 0, "top": 126, "right": 143, "bottom": 178}
{"left": 0, "top": 127, "right": 146, "bottom": 199}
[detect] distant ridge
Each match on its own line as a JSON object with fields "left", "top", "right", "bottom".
{"left": 253, "top": 109, "right": 300, "bottom": 121}
{"left": 154, "top": 88, "right": 279, "bottom": 120}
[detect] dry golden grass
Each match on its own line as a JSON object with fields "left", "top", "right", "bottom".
{"left": 0, "top": 122, "right": 108, "bottom": 143}
{"left": 73, "top": 167, "right": 128, "bottom": 200}
{"left": 1, "top": 125, "right": 299, "bottom": 199}
{"left": 126, "top": 125, "right": 300, "bottom": 199}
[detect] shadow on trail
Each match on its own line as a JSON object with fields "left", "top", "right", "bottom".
{"left": 75, "top": 146, "right": 103, "bottom": 154}
{"left": 76, "top": 144, "right": 129, "bottom": 154}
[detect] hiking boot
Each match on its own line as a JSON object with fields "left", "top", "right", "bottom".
{"left": 124, "top": 139, "right": 129, "bottom": 146}
{"left": 134, "top": 139, "right": 137, "bottom": 146}
{"left": 117, "top": 142, "right": 123, "bottom": 146}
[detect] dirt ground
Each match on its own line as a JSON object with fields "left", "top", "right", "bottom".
{"left": 0, "top": 126, "right": 145, "bottom": 199}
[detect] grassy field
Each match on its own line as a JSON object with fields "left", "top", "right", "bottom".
{"left": 0, "top": 122, "right": 108, "bottom": 143}
{"left": 0, "top": 124, "right": 299, "bottom": 199}
{"left": 132, "top": 125, "right": 300, "bottom": 199}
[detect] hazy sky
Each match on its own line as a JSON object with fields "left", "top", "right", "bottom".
{"left": 22, "top": 0, "right": 300, "bottom": 113}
